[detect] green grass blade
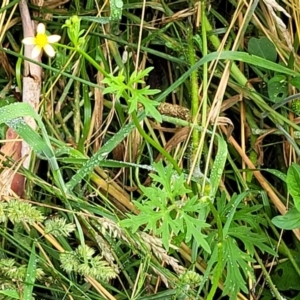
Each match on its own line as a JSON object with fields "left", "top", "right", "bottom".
{"left": 23, "top": 241, "right": 37, "bottom": 300}
{"left": 209, "top": 136, "right": 228, "bottom": 200}
{"left": 0, "top": 290, "right": 19, "bottom": 299}
{"left": 223, "top": 190, "right": 255, "bottom": 237}
{"left": 0, "top": 103, "right": 66, "bottom": 193}
{"left": 155, "top": 50, "right": 298, "bottom": 103}
{"left": 66, "top": 117, "right": 140, "bottom": 190}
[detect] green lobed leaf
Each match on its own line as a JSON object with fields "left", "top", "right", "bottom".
{"left": 182, "top": 213, "right": 210, "bottom": 253}
{"left": 222, "top": 237, "right": 254, "bottom": 299}
{"left": 228, "top": 226, "right": 276, "bottom": 256}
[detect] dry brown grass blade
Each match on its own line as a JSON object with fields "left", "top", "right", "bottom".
{"left": 221, "top": 125, "right": 300, "bottom": 240}
{"left": 91, "top": 169, "right": 138, "bottom": 214}
{"left": 89, "top": 70, "right": 105, "bottom": 152}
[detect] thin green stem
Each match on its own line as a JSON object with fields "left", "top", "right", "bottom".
{"left": 187, "top": 27, "right": 200, "bottom": 161}
{"left": 62, "top": 44, "right": 183, "bottom": 173}
{"left": 201, "top": 0, "right": 208, "bottom": 130}
{"left": 131, "top": 112, "right": 181, "bottom": 174}
{"left": 254, "top": 251, "right": 283, "bottom": 300}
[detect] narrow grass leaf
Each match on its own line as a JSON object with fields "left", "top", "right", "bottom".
{"left": 81, "top": 16, "right": 109, "bottom": 23}
{"left": 23, "top": 241, "right": 37, "bottom": 300}
{"left": 0, "top": 103, "right": 66, "bottom": 193}
{"left": 276, "top": 124, "right": 300, "bottom": 157}
{"left": 155, "top": 51, "right": 299, "bottom": 103}
{"left": 0, "top": 290, "right": 19, "bottom": 299}
{"left": 223, "top": 190, "right": 255, "bottom": 237}
{"left": 262, "top": 169, "right": 287, "bottom": 182}
{"left": 0, "top": 0, "right": 20, "bottom": 13}
{"left": 209, "top": 136, "right": 227, "bottom": 200}
{"left": 66, "top": 118, "right": 139, "bottom": 190}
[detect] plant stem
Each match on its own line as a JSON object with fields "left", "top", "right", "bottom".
{"left": 201, "top": 1, "right": 208, "bottom": 130}
{"left": 131, "top": 112, "right": 181, "bottom": 174}
{"left": 254, "top": 251, "right": 283, "bottom": 300}
{"left": 187, "top": 26, "right": 200, "bottom": 162}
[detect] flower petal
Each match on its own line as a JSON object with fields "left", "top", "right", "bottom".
{"left": 31, "top": 46, "right": 42, "bottom": 58}
{"left": 36, "top": 23, "right": 46, "bottom": 34}
{"left": 43, "top": 44, "right": 55, "bottom": 57}
{"left": 47, "top": 35, "right": 61, "bottom": 43}
{"left": 22, "top": 37, "right": 36, "bottom": 45}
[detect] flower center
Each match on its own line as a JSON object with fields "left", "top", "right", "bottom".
{"left": 35, "top": 34, "right": 48, "bottom": 47}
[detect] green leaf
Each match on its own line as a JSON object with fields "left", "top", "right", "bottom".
{"left": 128, "top": 95, "right": 139, "bottom": 114}
{"left": 272, "top": 208, "right": 300, "bottom": 230}
{"left": 155, "top": 51, "right": 299, "bottom": 104}
{"left": 23, "top": 241, "right": 37, "bottom": 300}
{"left": 182, "top": 214, "right": 210, "bottom": 253}
{"left": 121, "top": 214, "right": 152, "bottom": 232}
{"left": 109, "top": 0, "right": 123, "bottom": 20}
{"left": 290, "top": 76, "right": 300, "bottom": 90}
{"left": 263, "top": 168, "right": 287, "bottom": 182}
{"left": 161, "top": 216, "right": 171, "bottom": 250}
{"left": 267, "top": 75, "right": 288, "bottom": 103}
{"left": 229, "top": 226, "right": 276, "bottom": 256}
{"left": 230, "top": 204, "right": 267, "bottom": 230}
{"left": 222, "top": 238, "right": 254, "bottom": 299}
{"left": 247, "top": 37, "right": 277, "bottom": 62}
{"left": 209, "top": 136, "right": 227, "bottom": 199}
{"left": 66, "top": 117, "right": 140, "bottom": 190}
{"left": 182, "top": 195, "right": 208, "bottom": 213}
{"left": 0, "top": 290, "right": 20, "bottom": 299}
{"left": 271, "top": 259, "right": 300, "bottom": 291}
{"left": 0, "top": 103, "right": 65, "bottom": 193}
{"left": 150, "top": 162, "right": 191, "bottom": 198}
{"left": 287, "top": 163, "right": 300, "bottom": 212}
{"left": 138, "top": 96, "right": 162, "bottom": 123}
{"left": 80, "top": 16, "right": 109, "bottom": 24}
{"left": 150, "top": 162, "right": 173, "bottom": 195}
{"left": 223, "top": 190, "right": 255, "bottom": 236}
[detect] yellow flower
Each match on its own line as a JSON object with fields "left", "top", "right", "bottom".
{"left": 22, "top": 23, "right": 61, "bottom": 58}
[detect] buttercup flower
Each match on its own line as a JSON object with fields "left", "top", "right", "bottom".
{"left": 22, "top": 23, "right": 61, "bottom": 58}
